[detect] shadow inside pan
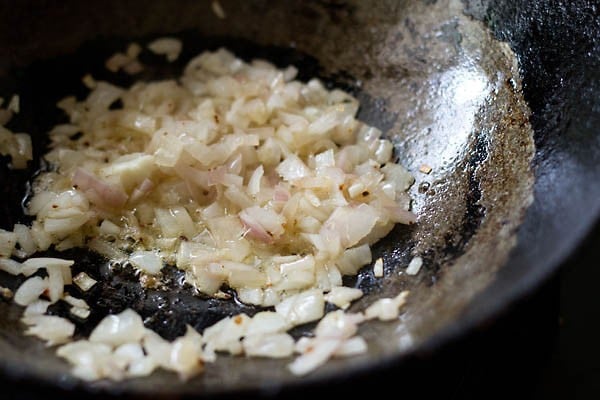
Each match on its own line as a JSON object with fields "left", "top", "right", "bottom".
{"left": 0, "top": 0, "right": 536, "bottom": 396}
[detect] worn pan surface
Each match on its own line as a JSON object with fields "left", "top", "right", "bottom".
{"left": 0, "top": 0, "right": 598, "bottom": 397}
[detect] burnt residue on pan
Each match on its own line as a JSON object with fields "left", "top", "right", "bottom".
{"left": 0, "top": 0, "right": 536, "bottom": 396}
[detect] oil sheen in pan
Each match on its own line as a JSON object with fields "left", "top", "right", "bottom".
{"left": 0, "top": 0, "right": 535, "bottom": 392}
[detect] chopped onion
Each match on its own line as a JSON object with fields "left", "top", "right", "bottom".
{"left": 275, "top": 154, "right": 311, "bottom": 182}
{"left": 0, "top": 286, "right": 13, "bottom": 299}
{"left": 89, "top": 309, "right": 146, "bottom": 346}
{"left": 23, "top": 299, "right": 51, "bottom": 318}
{"left": 63, "top": 294, "right": 89, "bottom": 309}
{"left": 70, "top": 306, "right": 91, "bottom": 320}
{"left": 406, "top": 256, "right": 423, "bottom": 275}
{"left": 46, "top": 266, "right": 65, "bottom": 303}
{"left": 24, "top": 315, "right": 75, "bottom": 346}
{"left": 275, "top": 289, "right": 325, "bottom": 327}
{"left": 20, "top": 257, "right": 74, "bottom": 277}
{"left": 7, "top": 47, "right": 420, "bottom": 381}
{"left": 0, "top": 229, "right": 16, "bottom": 257}
{"left": 72, "top": 168, "right": 128, "bottom": 209}
{"left": 373, "top": 257, "right": 384, "bottom": 277}
{"left": 245, "top": 311, "right": 288, "bottom": 336}
{"left": 335, "top": 244, "right": 372, "bottom": 275}
{"left": 364, "top": 290, "right": 410, "bottom": 321}
{"left": 202, "top": 314, "right": 250, "bottom": 356}
{"left": 333, "top": 336, "right": 368, "bottom": 357}
{"left": 168, "top": 327, "right": 204, "bottom": 378}
{"left": 211, "top": 0, "right": 226, "bottom": 19}
{"left": 243, "top": 333, "right": 295, "bottom": 358}
{"left": 147, "top": 37, "right": 182, "bottom": 62}
{"left": 56, "top": 341, "right": 116, "bottom": 381}
{"left": 129, "top": 251, "right": 163, "bottom": 275}
{"left": 73, "top": 271, "right": 98, "bottom": 291}
{"left": 14, "top": 276, "right": 48, "bottom": 306}
{"left": 239, "top": 206, "right": 285, "bottom": 243}
{"left": 288, "top": 338, "right": 340, "bottom": 376}
{"left": 0, "top": 257, "right": 21, "bottom": 275}
{"left": 314, "top": 310, "right": 364, "bottom": 339}
{"left": 321, "top": 204, "right": 380, "bottom": 249}
{"left": 324, "top": 287, "right": 364, "bottom": 310}
{"left": 13, "top": 224, "right": 37, "bottom": 257}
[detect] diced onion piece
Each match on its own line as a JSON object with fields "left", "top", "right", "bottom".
{"left": 101, "top": 153, "right": 155, "bottom": 192}
{"left": 106, "top": 52, "right": 130, "bottom": 72}
{"left": 73, "top": 272, "right": 98, "bottom": 291}
{"left": 13, "top": 224, "right": 37, "bottom": 257}
{"left": 211, "top": 0, "right": 226, "bottom": 19}
{"left": 143, "top": 330, "right": 176, "bottom": 369}
{"left": 373, "top": 257, "right": 384, "bottom": 277}
{"left": 129, "top": 251, "right": 163, "bottom": 275}
{"left": 0, "top": 108, "right": 11, "bottom": 125}
{"left": 24, "top": 315, "right": 75, "bottom": 346}
{"left": 186, "top": 262, "right": 227, "bottom": 295}
{"left": 333, "top": 336, "right": 368, "bottom": 357}
{"left": 0, "top": 229, "right": 17, "bottom": 257}
{"left": 128, "top": 355, "right": 157, "bottom": 378}
{"left": 23, "top": 299, "right": 51, "bottom": 318}
{"left": 236, "top": 287, "right": 264, "bottom": 305}
{"left": 89, "top": 309, "right": 146, "bottom": 346}
{"left": 20, "top": 257, "right": 74, "bottom": 277}
{"left": 49, "top": 123, "right": 81, "bottom": 138}
{"left": 276, "top": 154, "right": 311, "bottom": 182}
{"left": 0, "top": 286, "right": 13, "bottom": 299}
{"left": 202, "top": 314, "right": 250, "bottom": 356}
{"left": 385, "top": 205, "right": 417, "bottom": 225}
{"left": 276, "top": 255, "right": 316, "bottom": 290}
{"left": 72, "top": 168, "right": 128, "bottom": 209}
{"left": 239, "top": 206, "right": 285, "bottom": 243}
{"left": 56, "top": 341, "right": 115, "bottom": 381}
{"left": 168, "top": 327, "right": 204, "bottom": 378}
{"left": 14, "top": 276, "right": 48, "bottom": 306}
{"left": 222, "top": 261, "right": 266, "bottom": 288}
{"left": 381, "top": 163, "right": 415, "bottom": 194}
{"left": 87, "top": 238, "right": 128, "bottom": 261}
{"left": 7, "top": 94, "right": 19, "bottom": 113}
{"left": 13, "top": 133, "right": 33, "bottom": 169}
{"left": 314, "top": 310, "right": 364, "bottom": 339}
{"left": 82, "top": 74, "right": 96, "bottom": 89}
{"left": 245, "top": 311, "right": 288, "bottom": 336}
{"left": 0, "top": 257, "right": 21, "bottom": 275}
{"left": 147, "top": 37, "right": 183, "bottom": 62}
{"left": 47, "top": 265, "right": 65, "bottom": 303}
{"left": 335, "top": 244, "right": 372, "bottom": 275}
{"left": 406, "top": 256, "right": 423, "bottom": 275}
{"left": 247, "top": 165, "right": 264, "bottom": 196}
{"left": 63, "top": 294, "right": 90, "bottom": 309}
{"left": 364, "top": 290, "right": 410, "bottom": 321}
{"left": 324, "top": 287, "right": 364, "bottom": 310}
{"left": 71, "top": 306, "right": 91, "bottom": 319}
{"left": 321, "top": 204, "right": 379, "bottom": 249}
{"left": 275, "top": 289, "right": 325, "bottom": 327}
{"left": 288, "top": 338, "right": 340, "bottom": 376}
{"left": 419, "top": 163, "right": 433, "bottom": 174}
{"left": 243, "top": 333, "right": 295, "bottom": 358}
{"left": 99, "top": 220, "right": 121, "bottom": 237}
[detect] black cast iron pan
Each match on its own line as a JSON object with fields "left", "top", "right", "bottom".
{"left": 0, "top": 0, "right": 598, "bottom": 397}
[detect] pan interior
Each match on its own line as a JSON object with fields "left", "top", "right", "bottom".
{"left": 0, "top": 0, "right": 534, "bottom": 395}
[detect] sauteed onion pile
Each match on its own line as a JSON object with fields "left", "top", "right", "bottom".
{"left": 0, "top": 39, "right": 417, "bottom": 380}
